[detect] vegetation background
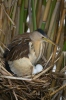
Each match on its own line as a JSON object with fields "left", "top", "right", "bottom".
{"left": 0, "top": 0, "right": 66, "bottom": 100}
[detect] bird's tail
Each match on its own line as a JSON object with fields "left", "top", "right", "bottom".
{"left": 5, "top": 61, "right": 13, "bottom": 74}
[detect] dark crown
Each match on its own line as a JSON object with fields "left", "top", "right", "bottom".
{"left": 36, "top": 29, "right": 47, "bottom": 37}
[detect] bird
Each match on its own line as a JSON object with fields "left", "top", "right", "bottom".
{"left": 4, "top": 29, "right": 56, "bottom": 76}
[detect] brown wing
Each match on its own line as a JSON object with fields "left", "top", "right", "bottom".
{"left": 4, "top": 33, "right": 31, "bottom": 61}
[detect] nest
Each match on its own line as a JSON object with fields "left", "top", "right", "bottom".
{"left": 0, "top": 54, "right": 66, "bottom": 100}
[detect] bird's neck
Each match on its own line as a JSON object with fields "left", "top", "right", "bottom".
{"left": 32, "top": 40, "right": 42, "bottom": 61}
{"left": 28, "top": 40, "right": 44, "bottom": 64}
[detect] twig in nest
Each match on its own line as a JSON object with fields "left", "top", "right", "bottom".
{"left": 0, "top": 75, "right": 32, "bottom": 81}
{"left": 60, "top": 66, "right": 66, "bottom": 73}
{"left": 0, "top": 46, "right": 4, "bottom": 53}
{"left": 50, "top": 84, "right": 66, "bottom": 97}
{"left": 8, "top": 79, "right": 18, "bottom": 100}
{"left": 0, "top": 64, "right": 12, "bottom": 76}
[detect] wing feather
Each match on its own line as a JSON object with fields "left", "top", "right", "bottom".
{"left": 4, "top": 33, "right": 31, "bottom": 61}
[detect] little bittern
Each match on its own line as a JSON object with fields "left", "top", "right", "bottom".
{"left": 4, "top": 29, "right": 56, "bottom": 76}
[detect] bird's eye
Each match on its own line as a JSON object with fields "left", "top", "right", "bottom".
{"left": 42, "top": 37, "right": 44, "bottom": 39}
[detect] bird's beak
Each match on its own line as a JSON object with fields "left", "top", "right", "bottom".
{"left": 42, "top": 37, "right": 57, "bottom": 46}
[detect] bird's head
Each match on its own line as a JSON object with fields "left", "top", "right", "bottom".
{"left": 30, "top": 29, "right": 57, "bottom": 46}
